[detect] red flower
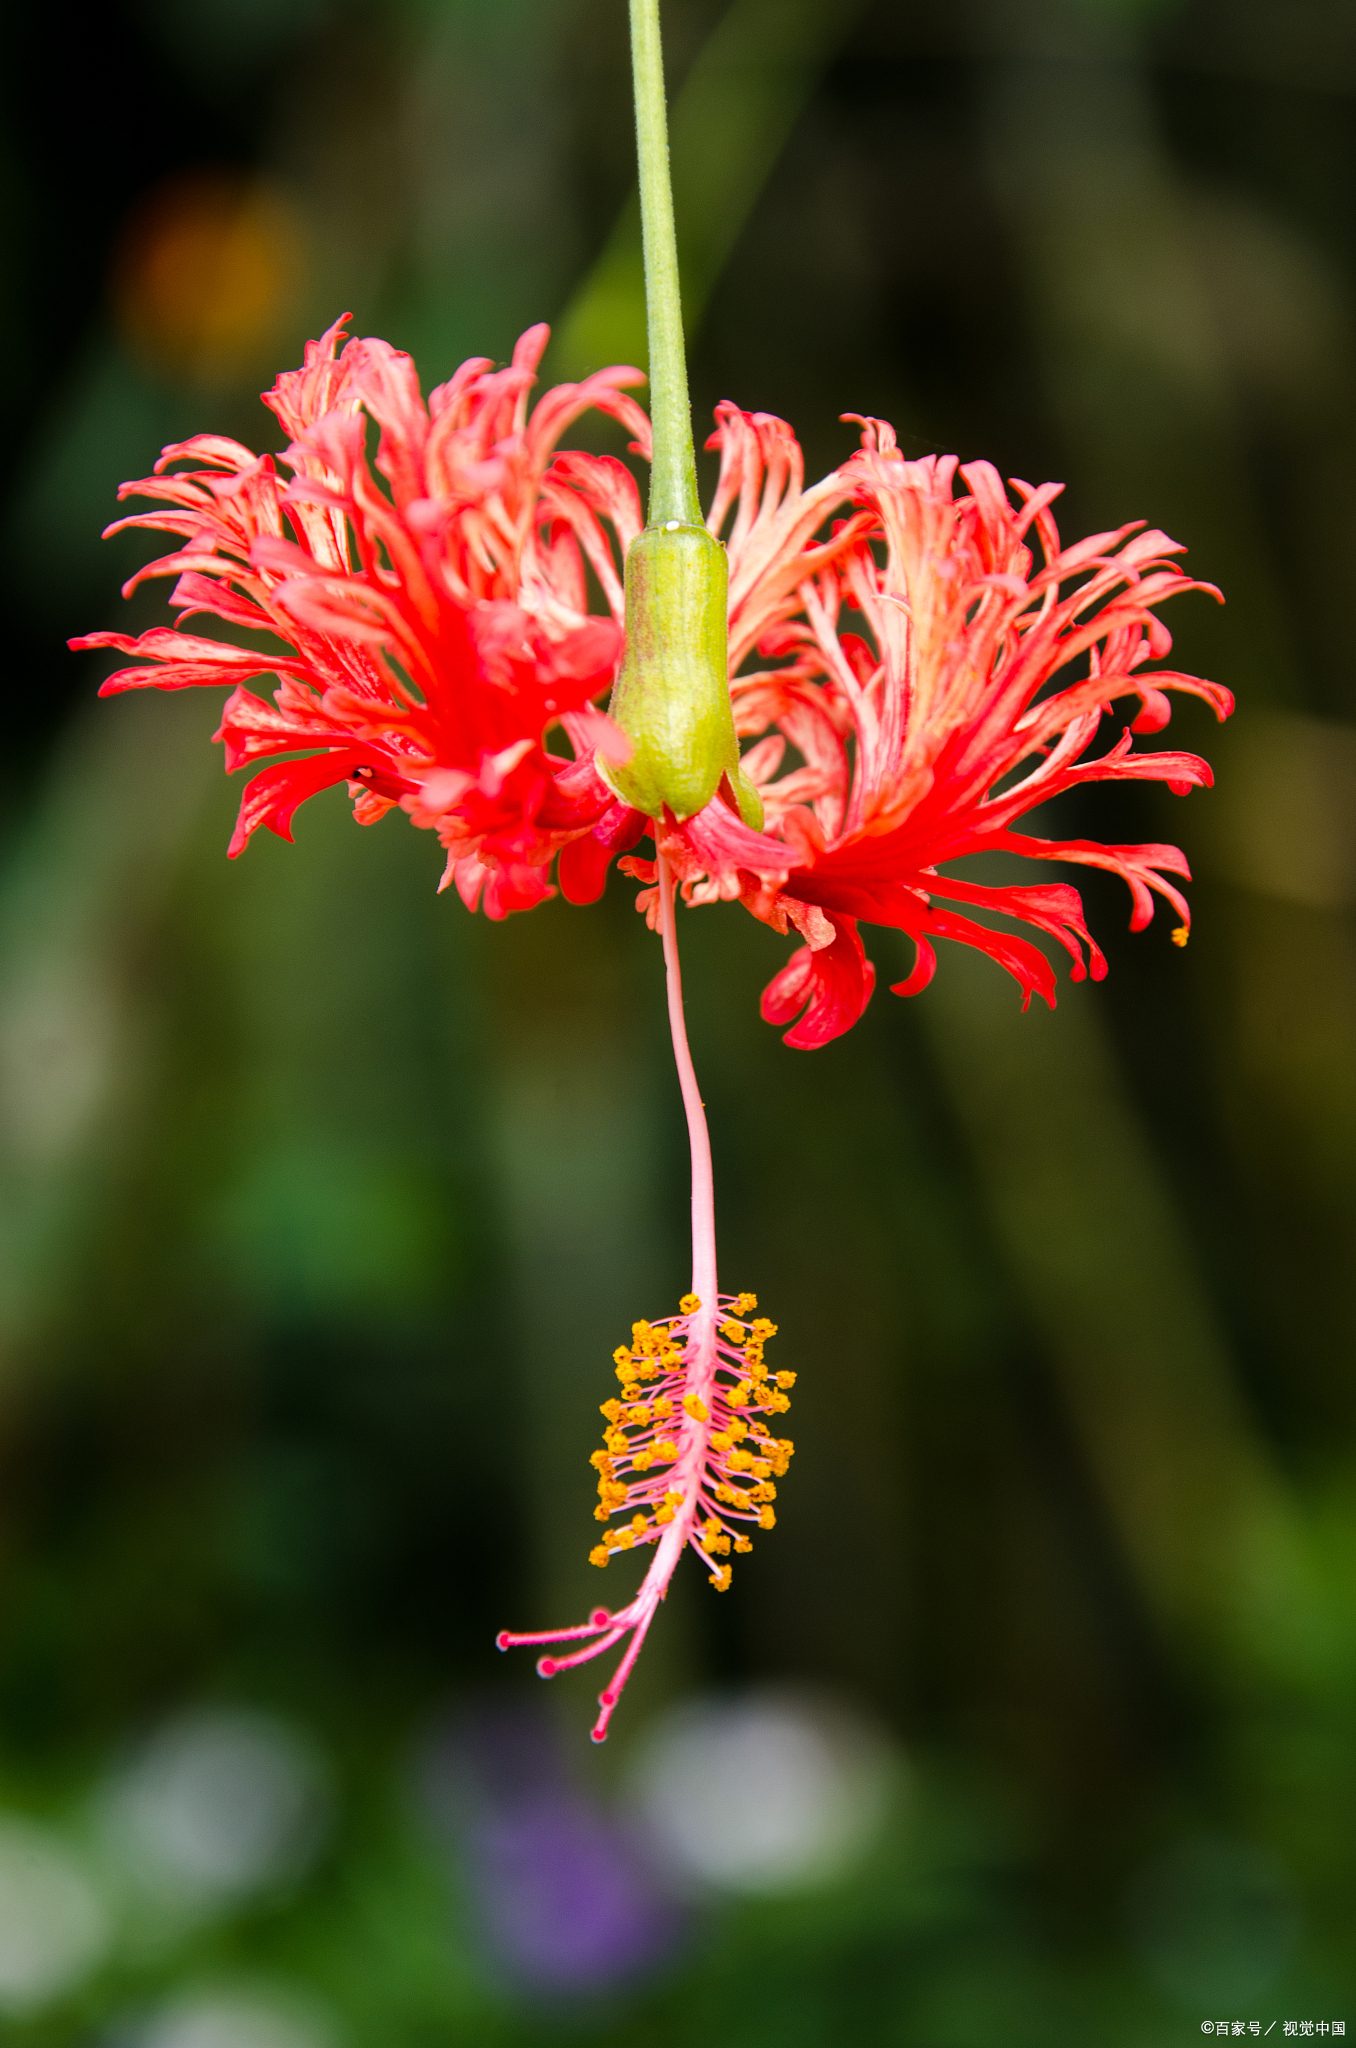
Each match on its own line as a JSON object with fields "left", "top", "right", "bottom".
{"left": 631, "top": 413, "right": 1231, "bottom": 1047}
{"left": 74, "top": 322, "right": 1230, "bottom": 1029}
{"left": 71, "top": 318, "right": 652, "bottom": 918}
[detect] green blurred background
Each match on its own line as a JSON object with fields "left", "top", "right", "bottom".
{"left": 2, "top": 0, "right": 1354, "bottom": 2041}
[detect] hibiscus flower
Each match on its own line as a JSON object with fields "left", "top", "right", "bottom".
{"left": 73, "top": 316, "right": 1226, "bottom": 1035}
{"left": 73, "top": 304, "right": 1229, "bottom": 1738}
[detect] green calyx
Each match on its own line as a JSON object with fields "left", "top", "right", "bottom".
{"left": 603, "top": 522, "right": 763, "bottom": 828}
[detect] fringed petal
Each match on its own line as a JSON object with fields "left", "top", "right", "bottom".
{"left": 227, "top": 750, "right": 367, "bottom": 856}
{"left": 727, "top": 430, "right": 1229, "bottom": 1040}
{"left": 760, "top": 913, "right": 876, "bottom": 1049}
{"left": 76, "top": 316, "right": 651, "bottom": 902}
{"left": 919, "top": 905, "right": 1059, "bottom": 1011}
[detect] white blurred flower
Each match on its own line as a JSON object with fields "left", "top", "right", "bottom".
{"left": 0, "top": 1812, "right": 111, "bottom": 2012}
{"left": 626, "top": 1689, "right": 898, "bottom": 1895}
{"left": 97, "top": 1708, "right": 329, "bottom": 1916}
{"left": 129, "top": 1986, "right": 337, "bottom": 2048}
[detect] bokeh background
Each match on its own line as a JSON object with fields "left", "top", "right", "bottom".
{"left": 2, "top": 0, "right": 1354, "bottom": 2041}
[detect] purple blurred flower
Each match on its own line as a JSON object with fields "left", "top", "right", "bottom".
{"left": 416, "top": 1699, "right": 683, "bottom": 1996}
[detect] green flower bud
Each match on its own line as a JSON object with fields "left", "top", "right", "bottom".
{"left": 603, "top": 522, "right": 763, "bottom": 828}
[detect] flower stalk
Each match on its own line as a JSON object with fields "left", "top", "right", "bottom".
{"left": 603, "top": 0, "right": 761, "bottom": 828}
{"left": 628, "top": 0, "right": 700, "bottom": 529}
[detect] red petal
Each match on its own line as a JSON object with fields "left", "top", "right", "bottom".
{"left": 760, "top": 913, "right": 876, "bottom": 1049}
{"left": 558, "top": 832, "right": 614, "bottom": 905}
{"left": 227, "top": 750, "right": 366, "bottom": 856}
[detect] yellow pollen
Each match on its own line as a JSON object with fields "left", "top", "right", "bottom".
{"left": 1171, "top": 924, "right": 1189, "bottom": 947}
{"left": 587, "top": 1294, "right": 786, "bottom": 1600}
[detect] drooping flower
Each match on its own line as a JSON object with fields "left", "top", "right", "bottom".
{"left": 73, "top": 308, "right": 1231, "bottom": 1739}
{"left": 619, "top": 410, "right": 1232, "bottom": 1047}
{"left": 71, "top": 317, "right": 653, "bottom": 918}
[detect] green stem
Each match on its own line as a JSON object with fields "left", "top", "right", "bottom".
{"left": 629, "top": 0, "right": 702, "bottom": 527}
